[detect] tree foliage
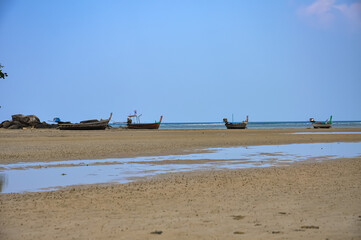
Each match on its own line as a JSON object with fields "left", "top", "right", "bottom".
{"left": 0, "top": 64, "right": 8, "bottom": 79}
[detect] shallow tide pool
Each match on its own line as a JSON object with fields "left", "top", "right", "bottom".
{"left": 1, "top": 142, "right": 360, "bottom": 193}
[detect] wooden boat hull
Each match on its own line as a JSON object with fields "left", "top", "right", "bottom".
{"left": 310, "top": 115, "right": 332, "bottom": 129}
{"left": 127, "top": 115, "right": 162, "bottom": 129}
{"left": 58, "top": 122, "right": 109, "bottom": 130}
{"left": 225, "top": 122, "right": 247, "bottom": 129}
{"left": 127, "top": 122, "right": 161, "bottom": 129}
{"left": 312, "top": 123, "right": 331, "bottom": 129}
{"left": 223, "top": 116, "right": 248, "bottom": 129}
{"left": 58, "top": 113, "right": 112, "bottom": 130}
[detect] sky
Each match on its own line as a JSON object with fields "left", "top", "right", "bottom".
{"left": 0, "top": 0, "right": 360, "bottom": 123}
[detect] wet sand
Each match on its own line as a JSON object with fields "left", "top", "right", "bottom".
{"left": 1, "top": 128, "right": 361, "bottom": 164}
{"left": 0, "top": 128, "right": 361, "bottom": 239}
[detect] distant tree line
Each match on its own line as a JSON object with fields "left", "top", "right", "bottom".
{"left": 0, "top": 64, "right": 8, "bottom": 79}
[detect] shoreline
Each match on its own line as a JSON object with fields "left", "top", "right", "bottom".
{"left": 1, "top": 128, "right": 361, "bottom": 239}
{"left": 1, "top": 128, "right": 361, "bottom": 164}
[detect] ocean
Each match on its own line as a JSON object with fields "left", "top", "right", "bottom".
{"left": 110, "top": 121, "right": 361, "bottom": 129}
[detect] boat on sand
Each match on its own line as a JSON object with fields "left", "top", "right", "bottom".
{"left": 58, "top": 113, "right": 112, "bottom": 130}
{"left": 223, "top": 116, "right": 248, "bottom": 129}
{"left": 126, "top": 111, "right": 162, "bottom": 129}
{"left": 309, "top": 115, "right": 332, "bottom": 129}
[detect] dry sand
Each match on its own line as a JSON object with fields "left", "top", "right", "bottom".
{"left": 0, "top": 128, "right": 361, "bottom": 239}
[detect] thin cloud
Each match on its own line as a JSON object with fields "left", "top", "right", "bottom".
{"left": 334, "top": 2, "right": 361, "bottom": 27}
{"left": 298, "top": 0, "right": 361, "bottom": 29}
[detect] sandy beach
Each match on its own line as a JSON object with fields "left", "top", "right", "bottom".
{"left": 0, "top": 128, "right": 361, "bottom": 239}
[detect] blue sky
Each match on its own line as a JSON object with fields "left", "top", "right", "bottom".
{"left": 1, "top": 0, "right": 360, "bottom": 123}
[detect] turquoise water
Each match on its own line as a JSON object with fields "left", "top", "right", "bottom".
{"left": 111, "top": 121, "right": 361, "bottom": 129}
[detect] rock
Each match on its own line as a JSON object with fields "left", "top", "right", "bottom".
{"left": 35, "top": 122, "right": 47, "bottom": 128}
{"left": 35, "top": 122, "right": 57, "bottom": 129}
{"left": 11, "top": 114, "right": 26, "bottom": 123}
{"left": 26, "top": 115, "right": 40, "bottom": 126}
{"left": 3, "top": 114, "right": 54, "bottom": 129}
{"left": 11, "top": 114, "right": 40, "bottom": 127}
{"left": 11, "top": 120, "right": 26, "bottom": 128}
{"left": 1, "top": 120, "right": 11, "bottom": 128}
{"left": 8, "top": 124, "right": 22, "bottom": 129}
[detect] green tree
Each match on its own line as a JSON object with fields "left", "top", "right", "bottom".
{"left": 0, "top": 64, "right": 8, "bottom": 79}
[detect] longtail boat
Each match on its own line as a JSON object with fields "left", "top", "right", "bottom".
{"left": 223, "top": 115, "right": 248, "bottom": 129}
{"left": 58, "top": 113, "right": 112, "bottom": 130}
{"left": 309, "top": 115, "right": 332, "bottom": 129}
{"left": 126, "top": 112, "right": 162, "bottom": 129}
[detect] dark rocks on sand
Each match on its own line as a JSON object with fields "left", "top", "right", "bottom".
{"left": 9, "top": 120, "right": 24, "bottom": 128}
{"left": 35, "top": 121, "right": 56, "bottom": 129}
{"left": 1, "top": 120, "right": 11, "bottom": 128}
{"left": 1, "top": 114, "right": 56, "bottom": 129}
{"left": 26, "top": 115, "right": 41, "bottom": 126}
{"left": 11, "top": 114, "right": 40, "bottom": 126}
{"left": 8, "top": 123, "right": 23, "bottom": 129}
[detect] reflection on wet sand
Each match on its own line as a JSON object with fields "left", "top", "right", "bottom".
{"left": 0, "top": 174, "right": 5, "bottom": 192}
{"left": 1, "top": 142, "right": 360, "bottom": 193}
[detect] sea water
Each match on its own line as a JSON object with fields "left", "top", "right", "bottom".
{"left": 111, "top": 121, "right": 361, "bottom": 129}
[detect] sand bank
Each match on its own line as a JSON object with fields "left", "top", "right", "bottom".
{"left": 1, "top": 128, "right": 361, "bottom": 164}
{"left": 0, "top": 128, "right": 361, "bottom": 239}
